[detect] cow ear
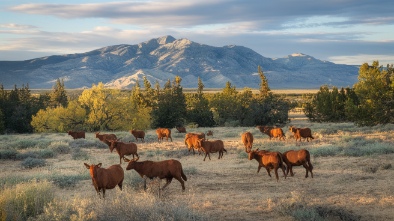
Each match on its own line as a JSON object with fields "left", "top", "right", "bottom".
{"left": 123, "top": 157, "right": 130, "bottom": 162}
{"left": 84, "top": 163, "right": 90, "bottom": 169}
{"left": 97, "top": 163, "right": 102, "bottom": 168}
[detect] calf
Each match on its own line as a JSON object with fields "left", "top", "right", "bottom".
{"left": 130, "top": 129, "right": 145, "bottom": 142}
{"left": 68, "top": 131, "right": 85, "bottom": 139}
{"left": 124, "top": 156, "right": 187, "bottom": 191}
{"left": 109, "top": 140, "right": 139, "bottom": 164}
{"left": 248, "top": 149, "right": 287, "bottom": 182}
{"left": 206, "top": 130, "right": 213, "bottom": 136}
{"left": 84, "top": 163, "right": 124, "bottom": 198}
{"left": 156, "top": 128, "right": 172, "bottom": 142}
{"left": 195, "top": 139, "right": 227, "bottom": 161}
{"left": 289, "top": 126, "right": 314, "bottom": 142}
{"left": 282, "top": 149, "right": 313, "bottom": 178}
{"left": 241, "top": 131, "right": 253, "bottom": 152}
{"left": 256, "top": 126, "right": 285, "bottom": 141}
{"left": 184, "top": 132, "right": 205, "bottom": 154}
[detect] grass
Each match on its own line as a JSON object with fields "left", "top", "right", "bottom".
{"left": 0, "top": 121, "right": 393, "bottom": 220}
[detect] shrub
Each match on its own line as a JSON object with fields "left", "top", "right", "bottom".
{"left": 0, "top": 179, "right": 55, "bottom": 221}
{"left": 51, "top": 174, "right": 89, "bottom": 188}
{"left": 49, "top": 141, "right": 71, "bottom": 154}
{"left": 71, "top": 148, "right": 89, "bottom": 160}
{"left": 21, "top": 157, "right": 46, "bottom": 169}
{"left": 0, "top": 149, "right": 18, "bottom": 160}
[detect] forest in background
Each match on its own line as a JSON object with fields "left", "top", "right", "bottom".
{"left": 0, "top": 61, "right": 393, "bottom": 134}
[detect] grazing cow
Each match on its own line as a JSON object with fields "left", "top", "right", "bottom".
{"left": 130, "top": 129, "right": 145, "bottom": 142}
{"left": 124, "top": 156, "right": 187, "bottom": 191}
{"left": 195, "top": 139, "right": 227, "bottom": 161}
{"left": 176, "top": 126, "right": 186, "bottom": 133}
{"left": 206, "top": 130, "right": 213, "bottom": 136}
{"left": 68, "top": 131, "right": 85, "bottom": 139}
{"left": 256, "top": 126, "right": 285, "bottom": 141}
{"left": 282, "top": 149, "right": 313, "bottom": 178}
{"left": 289, "top": 126, "right": 314, "bottom": 142}
{"left": 241, "top": 131, "right": 254, "bottom": 152}
{"left": 156, "top": 128, "right": 172, "bottom": 142}
{"left": 95, "top": 132, "right": 117, "bottom": 147}
{"left": 247, "top": 149, "right": 287, "bottom": 182}
{"left": 109, "top": 140, "right": 139, "bottom": 164}
{"left": 184, "top": 132, "right": 205, "bottom": 154}
{"left": 84, "top": 163, "right": 124, "bottom": 198}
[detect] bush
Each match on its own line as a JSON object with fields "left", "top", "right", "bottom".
{"left": 0, "top": 149, "right": 18, "bottom": 160}
{"left": 0, "top": 179, "right": 55, "bottom": 221}
{"left": 21, "top": 157, "right": 46, "bottom": 169}
{"left": 49, "top": 141, "right": 71, "bottom": 154}
{"left": 51, "top": 174, "right": 89, "bottom": 188}
{"left": 71, "top": 148, "right": 89, "bottom": 160}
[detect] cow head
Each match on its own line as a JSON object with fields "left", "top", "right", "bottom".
{"left": 125, "top": 156, "right": 139, "bottom": 170}
{"left": 84, "top": 163, "right": 102, "bottom": 179}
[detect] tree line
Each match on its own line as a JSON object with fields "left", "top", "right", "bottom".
{"left": 0, "top": 66, "right": 290, "bottom": 133}
{"left": 1, "top": 61, "right": 392, "bottom": 134}
{"left": 304, "top": 61, "right": 394, "bottom": 126}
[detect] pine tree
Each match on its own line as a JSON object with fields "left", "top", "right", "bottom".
{"left": 49, "top": 78, "right": 68, "bottom": 108}
{"left": 258, "top": 65, "right": 271, "bottom": 98}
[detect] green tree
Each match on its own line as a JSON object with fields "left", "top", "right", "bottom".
{"left": 151, "top": 76, "right": 187, "bottom": 128}
{"left": 185, "top": 77, "right": 214, "bottom": 127}
{"left": 49, "top": 78, "right": 68, "bottom": 108}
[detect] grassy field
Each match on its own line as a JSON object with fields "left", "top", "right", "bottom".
{"left": 0, "top": 115, "right": 393, "bottom": 220}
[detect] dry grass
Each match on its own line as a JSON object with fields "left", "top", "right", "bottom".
{"left": 0, "top": 117, "right": 393, "bottom": 220}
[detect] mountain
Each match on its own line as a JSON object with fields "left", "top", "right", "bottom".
{"left": 0, "top": 35, "right": 359, "bottom": 89}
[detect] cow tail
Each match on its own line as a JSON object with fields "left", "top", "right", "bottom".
{"left": 181, "top": 168, "right": 187, "bottom": 181}
{"left": 223, "top": 148, "right": 227, "bottom": 153}
{"left": 278, "top": 152, "right": 286, "bottom": 171}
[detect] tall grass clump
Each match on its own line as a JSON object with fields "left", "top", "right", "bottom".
{"left": 21, "top": 157, "right": 47, "bottom": 169}
{"left": 49, "top": 141, "right": 71, "bottom": 154}
{"left": 33, "top": 187, "right": 206, "bottom": 221}
{"left": 0, "top": 149, "right": 18, "bottom": 160}
{"left": 0, "top": 179, "right": 55, "bottom": 221}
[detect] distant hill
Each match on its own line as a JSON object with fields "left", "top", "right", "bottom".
{"left": 0, "top": 35, "right": 359, "bottom": 89}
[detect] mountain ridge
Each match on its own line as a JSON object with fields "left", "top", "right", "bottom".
{"left": 0, "top": 35, "right": 359, "bottom": 89}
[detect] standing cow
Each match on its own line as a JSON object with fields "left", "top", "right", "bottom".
{"left": 241, "top": 132, "right": 253, "bottom": 153}
{"left": 156, "top": 128, "right": 172, "bottom": 142}
{"left": 84, "top": 163, "right": 124, "bottom": 198}
{"left": 256, "top": 126, "right": 285, "bottom": 141}
{"left": 289, "top": 126, "right": 314, "bottom": 142}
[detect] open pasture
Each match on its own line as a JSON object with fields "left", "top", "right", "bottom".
{"left": 0, "top": 119, "right": 393, "bottom": 220}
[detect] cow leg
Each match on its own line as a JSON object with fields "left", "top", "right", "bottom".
{"left": 174, "top": 176, "right": 186, "bottom": 191}
{"left": 303, "top": 163, "right": 309, "bottom": 178}
{"left": 102, "top": 188, "right": 106, "bottom": 198}
{"left": 281, "top": 165, "right": 287, "bottom": 179}
{"left": 265, "top": 168, "right": 272, "bottom": 177}
{"left": 118, "top": 179, "right": 123, "bottom": 191}
{"left": 274, "top": 168, "right": 279, "bottom": 182}
{"left": 161, "top": 178, "right": 172, "bottom": 190}
{"left": 257, "top": 165, "right": 262, "bottom": 173}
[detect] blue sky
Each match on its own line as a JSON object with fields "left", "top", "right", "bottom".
{"left": 1, "top": 0, "right": 393, "bottom": 65}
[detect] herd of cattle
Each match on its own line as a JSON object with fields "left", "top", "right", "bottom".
{"left": 69, "top": 125, "right": 314, "bottom": 198}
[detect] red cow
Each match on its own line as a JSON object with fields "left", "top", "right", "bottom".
{"left": 68, "top": 131, "right": 85, "bottom": 139}
{"left": 256, "top": 126, "right": 285, "bottom": 141}
{"left": 241, "top": 131, "right": 253, "bottom": 152}
{"left": 289, "top": 126, "right": 314, "bottom": 142}
{"left": 84, "top": 163, "right": 124, "bottom": 198}
{"left": 282, "top": 149, "right": 313, "bottom": 178}
{"left": 130, "top": 130, "right": 145, "bottom": 142}
{"left": 156, "top": 128, "right": 172, "bottom": 142}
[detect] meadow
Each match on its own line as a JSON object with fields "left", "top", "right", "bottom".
{"left": 0, "top": 114, "right": 393, "bottom": 221}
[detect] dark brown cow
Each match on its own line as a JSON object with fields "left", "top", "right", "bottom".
{"left": 206, "top": 130, "right": 213, "bottom": 136}
{"left": 184, "top": 132, "right": 205, "bottom": 154}
{"left": 176, "top": 126, "right": 186, "bottom": 133}
{"left": 109, "top": 140, "right": 139, "bottom": 164}
{"left": 130, "top": 129, "right": 145, "bottom": 142}
{"left": 289, "top": 126, "right": 314, "bottom": 142}
{"left": 195, "top": 139, "right": 227, "bottom": 161}
{"left": 282, "top": 149, "right": 313, "bottom": 178}
{"left": 156, "top": 128, "right": 172, "bottom": 142}
{"left": 95, "top": 132, "right": 117, "bottom": 147}
{"left": 68, "top": 131, "right": 85, "bottom": 139}
{"left": 241, "top": 131, "right": 254, "bottom": 152}
{"left": 84, "top": 163, "right": 124, "bottom": 198}
{"left": 247, "top": 149, "right": 287, "bottom": 182}
{"left": 124, "top": 156, "right": 187, "bottom": 191}
{"left": 256, "top": 126, "right": 285, "bottom": 141}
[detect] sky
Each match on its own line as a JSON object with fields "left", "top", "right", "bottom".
{"left": 1, "top": 0, "right": 394, "bottom": 65}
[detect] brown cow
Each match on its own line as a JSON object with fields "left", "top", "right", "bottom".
{"left": 241, "top": 131, "right": 253, "bottom": 152}
{"left": 95, "top": 132, "right": 117, "bottom": 147}
{"left": 130, "top": 129, "right": 145, "bottom": 142}
{"left": 68, "top": 131, "right": 85, "bottom": 139}
{"left": 184, "top": 132, "right": 205, "bottom": 154}
{"left": 195, "top": 139, "right": 227, "bottom": 161}
{"left": 84, "top": 163, "right": 124, "bottom": 198}
{"left": 289, "top": 126, "right": 314, "bottom": 142}
{"left": 176, "top": 126, "right": 186, "bottom": 133}
{"left": 206, "top": 130, "right": 213, "bottom": 136}
{"left": 282, "top": 149, "right": 313, "bottom": 178}
{"left": 256, "top": 126, "right": 285, "bottom": 141}
{"left": 124, "top": 156, "right": 187, "bottom": 191}
{"left": 109, "top": 140, "right": 139, "bottom": 164}
{"left": 156, "top": 128, "right": 172, "bottom": 142}
{"left": 247, "top": 149, "right": 287, "bottom": 182}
